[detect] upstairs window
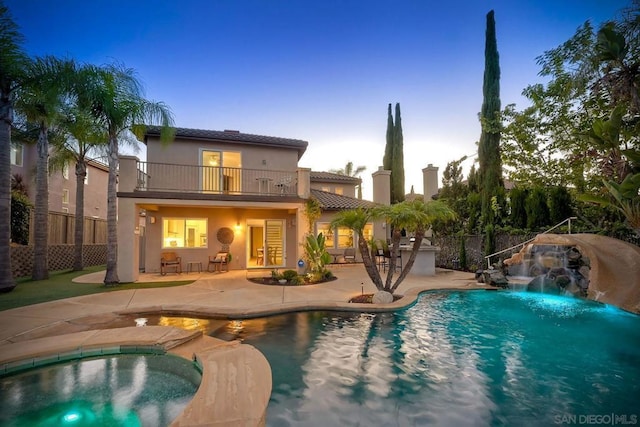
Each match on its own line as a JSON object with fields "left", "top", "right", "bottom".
{"left": 11, "top": 144, "right": 23, "bottom": 166}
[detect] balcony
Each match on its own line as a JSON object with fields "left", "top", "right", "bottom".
{"left": 134, "top": 161, "right": 299, "bottom": 196}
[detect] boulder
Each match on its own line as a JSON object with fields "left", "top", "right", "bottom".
{"left": 527, "top": 275, "right": 562, "bottom": 294}
{"left": 372, "top": 291, "right": 394, "bottom": 304}
{"left": 482, "top": 269, "right": 509, "bottom": 288}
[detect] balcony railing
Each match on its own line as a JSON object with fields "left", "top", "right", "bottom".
{"left": 135, "top": 161, "right": 298, "bottom": 196}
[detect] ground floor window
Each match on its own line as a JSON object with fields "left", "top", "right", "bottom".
{"left": 163, "top": 218, "right": 208, "bottom": 248}
{"left": 336, "top": 226, "right": 353, "bottom": 248}
{"left": 315, "top": 222, "right": 373, "bottom": 249}
{"left": 316, "top": 222, "right": 335, "bottom": 247}
{"left": 363, "top": 223, "right": 373, "bottom": 243}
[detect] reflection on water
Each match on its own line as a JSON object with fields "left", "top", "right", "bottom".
{"left": 211, "top": 291, "right": 640, "bottom": 427}
{"left": 0, "top": 354, "right": 201, "bottom": 427}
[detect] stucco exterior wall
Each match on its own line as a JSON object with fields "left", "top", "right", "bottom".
{"left": 143, "top": 205, "right": 300, "bottom": 273}
{"left": 11, "top": 143, "right": 108, "bottom": 219}
{"left": 310, "top": 181, "right": 357, "bottom": 198}
{"left": 146, "top": 136, "right": 300, "bottom": 171}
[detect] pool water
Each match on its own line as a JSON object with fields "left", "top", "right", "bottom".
{"left": 212, "top": 290, "right": 640, "bottom": 426}
{"left": 0, "top": 354, "right": 201, "bottom": 427}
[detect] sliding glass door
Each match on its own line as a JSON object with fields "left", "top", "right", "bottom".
{"left": 247, "top": 219, "right": 285, "bottom": 268}
{"left": 201, "top": 150, "right": 242, "bottom": 193}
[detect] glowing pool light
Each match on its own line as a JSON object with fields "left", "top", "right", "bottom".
{"left": 62, "top": 411, "right": 81, "bottom": 422}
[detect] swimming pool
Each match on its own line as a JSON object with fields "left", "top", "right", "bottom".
{"left": 212, "top": 290, "right": 640, "bottom": 426}
{"left": 0, "top": 353, "right": 202, "bottom": 427}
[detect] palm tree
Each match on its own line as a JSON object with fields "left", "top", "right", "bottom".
{"left": 331, "top": 200, "right": 455, "bottom": 295}
{"left": 51, "top": 100, "right": 108, "bottom": 271}
{"left": 375, "top": 200, "right": 455, "bottom": 293}
{"left": 81, "top": 63, "right": 174, "bottom": 285}
{"left": 15, "top": 56, "right": 76, "bottom": 280}
{"left": 594, "top": 21, "right": 640, "bottom": 114}
{"left": 331, "top": 208, "right": 382, "bottom": 288}
{"left": 330, "top": 161, "right": 367, "bottom": 199}
{"left": 0, "top": 2, "right": 29, "bottom": 291}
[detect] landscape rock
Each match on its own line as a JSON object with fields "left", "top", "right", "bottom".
{"left": 482, "top": 269, "right": 509, "bottom": 288}
{"left": 372, "top": 291, "right": 394, "bottom": 304}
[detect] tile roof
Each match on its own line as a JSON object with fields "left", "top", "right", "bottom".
{"left": 310, "top": 171, "right": 361, "bottom": 183}
{"left": 310, "top": 189, "right": 378, "bottom": 211}
{"left": 144, "top": 126, "right": 308, "bottom": 158}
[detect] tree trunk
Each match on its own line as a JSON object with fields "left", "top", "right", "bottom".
{"left": 32, "top": 124, "right": 49, "bottom": 280}
{"left": 391, "top": 230, "right": 425, "bottom": 292}
{"left": 0, "top": 96, "right": 16, "bottom": 291}
{"left": 384, "top": 228, "right": 402, "bottom": 291}
{"left": 104, "top": 135, "right": 119, "bottom": 285}
{"left": 73, "top": 160, "right": 87, "bottom": 271}
{"left": 358, "top": 231, "right": 383, "bottom": 290}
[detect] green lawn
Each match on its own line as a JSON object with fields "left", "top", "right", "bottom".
{"left": 0, "top": 265, "right": 194, "bottom": 311}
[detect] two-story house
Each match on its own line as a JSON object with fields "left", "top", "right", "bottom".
{"left": 118, "top": 127, "right": 438, "bottom": 282}
{"left": 11, "top": 142, "right": 109, "bottom": 220}
{"left": 116, "top": 127, "right": 383, "bottom": 282}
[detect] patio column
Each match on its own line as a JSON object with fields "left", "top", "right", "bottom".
{"left": 117, "top": 197, "right": 140, "bottom": 283}
{"left": 297, "top": 167, "right": 311, "bottom": 198}
{"left": 119, "top": 155, "right": 139, "bottom": 192}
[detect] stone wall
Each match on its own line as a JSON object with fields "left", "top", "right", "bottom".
{"left": 433, "top": 233, "right": 537, "bottom": 271}
{"left": 10, "top": 244, "right": 107, "bottom": 278}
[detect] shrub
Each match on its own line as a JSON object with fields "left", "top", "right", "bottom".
{"left": 526, "top": 186, "right": 550, "bottom": 229}
{"left": 548, "top": 186, "right": 573, "bottom": 224}
{"left": 11, "top": 191, "right": 31, "bottom": 245}
{"left": 282, "top": 269, "right": 298, "bottom": 281}
{"left": 509, "top": 187, "right": 528, "bottom": 229}
{"left": 289, "top": 275, "right": 304, "bottom": 285}
{"left": 459, "top": 236, "right": 468, "bottom": 271}
{"left": 484, "top": 224, "right": 496, "bottom": 259}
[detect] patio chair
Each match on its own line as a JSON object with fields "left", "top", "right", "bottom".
{"left": 160, "top": 252, "right": 182, "bottom": 275}
{"left": 343, "top": 247, "right": 356, "bottom": 263}
{"left": 276, "top": 175, "right": 295, "bottom": 195}
{"left": 208, "top": 252, "right": 229, "bottom": 272}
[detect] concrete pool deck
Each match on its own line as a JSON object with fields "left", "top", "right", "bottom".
{"left": 0, "top": 265, "right": 483, "bottom": 426}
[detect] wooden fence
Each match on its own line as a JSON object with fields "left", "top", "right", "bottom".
{"left": 27, "top": 211, "right": 107, "bottom": 245}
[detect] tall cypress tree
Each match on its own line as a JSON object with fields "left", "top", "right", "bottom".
{"left": 391, "top": 103, "right": 405, "bottom": 203}
{"left": 383, "top": 103, "right": 393, "bottom": 171}
{"left": 478, "top": 10, "right": 504, "bottom": 229}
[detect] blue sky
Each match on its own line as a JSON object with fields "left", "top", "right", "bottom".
{"left": 7, "top": 0, "right": 630, "bottom": 199}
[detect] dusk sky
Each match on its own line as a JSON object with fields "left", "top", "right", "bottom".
{"left": 7, "top": 1, "right": 630, "bottom": 200}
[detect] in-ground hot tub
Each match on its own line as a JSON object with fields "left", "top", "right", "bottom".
{"left": 0, "top": 352, "right": 202, "bottom": 427}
